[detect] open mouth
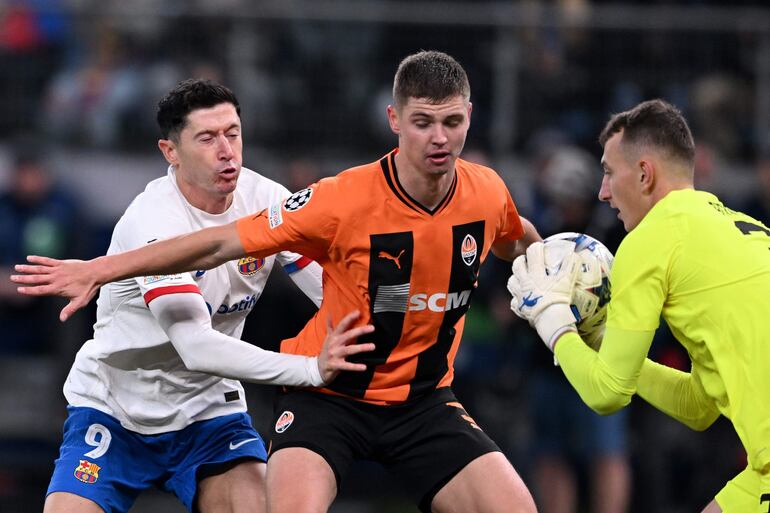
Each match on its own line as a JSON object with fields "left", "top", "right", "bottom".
{"left": 427, "top": 152, "right": 450, "bottom": 165}
{"left": 220, "top": 166, "right": 238, "bottom": 178}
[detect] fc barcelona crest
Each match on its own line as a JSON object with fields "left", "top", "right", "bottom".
{"left": 74, "top": 460, "right": 100, "bottom": 483}
{"left": 237, "top": 257, "right": 265, "bottom": 276}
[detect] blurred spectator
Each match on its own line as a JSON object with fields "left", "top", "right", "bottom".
{"left": 0, "top": 0, "right": 68, "bottom": 135}
{"left": 284, "top": 157, "right": 324, "bottom": 192}
{"left": 739, "top": 149, "right": 770, "bottom": 224}
{"left": 690, "top": 74, "right": 753, "bottom": 161}
{"left": 0, "top": 140, "right": 81, "bottom": 354}
{"left": 41, "top": 27, "right": 144, "bottom": 148}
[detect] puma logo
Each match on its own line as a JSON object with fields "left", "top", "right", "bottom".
{"left": 378, "top": 250, "right": 405, "bottom": 269}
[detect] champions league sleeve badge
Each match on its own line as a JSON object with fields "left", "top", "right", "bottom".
{"left": 283, "top": 188, "right": 313, "bottom": 212}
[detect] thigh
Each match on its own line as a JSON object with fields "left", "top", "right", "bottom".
{"left": 47, "top": 407, "right": 158, "bottom": 513}
{"left": 380, "top": 388, "right": 506, "bottom": 513}
{"left": 197, "top": 460, "right": 266, "bottom": 513}
{"left": 267, "top": 448, "right": 337, "bottom": 513}
{"left": 44, "top": 492, "right": 106, "bottom": 513}
{"left": 166, "top": 412, "right": 268, "bottom": 512}
{"left": 431, "top": 452, "right": 536, "bottom": 513}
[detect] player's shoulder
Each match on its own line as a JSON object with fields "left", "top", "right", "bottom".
{"left": 122, "top": 175, "right": 181, "bottom": 219}
{"left": 113, "top": 176, "right": 188, "bottom": 246}
{"left": 236, "top": 166, "right": 292, "bottom": 204}
{"left": 616, "top": 201, "right": 682, "bottom": 266}
{"left": 308, "top": 157, "right": 382, "bottom": 196}
{"left": 455, "top": 158, "right": 511, "bottom": 202}
{"left": 238, "top": 166, "right": 289, "bottom": 194}
{"left": 457, "top": 158, "right": 506, "bottom": 185}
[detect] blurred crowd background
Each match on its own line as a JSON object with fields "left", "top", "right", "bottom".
{"left": 1, "top": 1, "right": 769, "bottom": 512}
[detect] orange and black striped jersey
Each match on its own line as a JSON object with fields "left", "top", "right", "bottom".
{"left": 236, "top": 150, "right": 524, "bottom": 404}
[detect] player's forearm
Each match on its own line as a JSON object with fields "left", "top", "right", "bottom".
{"left": 95, "top": 223, "right": 245, "bottom": 285}
{"left": 636, "top": 359, "right": 719, "bottom": 431}
{"left": 555, "top": 332, "right": 636, "bottom": 414}
{"left": 555, "top": 326, "right": 651, "bottom": 414}
{"left": 179, "top": 327, "right": 323, "bottom": 386}
{"left": 150, "top": 293, "right": 324, "bottom": 386}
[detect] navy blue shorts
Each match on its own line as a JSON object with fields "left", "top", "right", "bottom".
{"left": 47, "top": 406, "right": 266, "bottom": 513}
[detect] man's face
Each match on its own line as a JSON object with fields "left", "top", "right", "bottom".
{"left": 163, "top": 103, "right": 243, "bottom": 201}
{"left": 599, "top": 131, "right": 647, "bottom": 232}
{"left": 388, "top": 95, "right": 471, "bottom": 178}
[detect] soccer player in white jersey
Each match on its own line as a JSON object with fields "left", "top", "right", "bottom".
{"left": 507, "top": 99, "right": 770, "bottom": 513}
{"left": 34, "top": 79, "right": 374, "bottom": 513}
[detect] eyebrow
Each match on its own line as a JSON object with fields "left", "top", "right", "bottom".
{"left": 409, "top": 112, "right": 465, "bottom": 122}
{"left": 193, "top": 123, "right": 240, "bottom": 138}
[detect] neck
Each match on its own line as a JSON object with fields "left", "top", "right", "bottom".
{"left": 650, "top": 177, "right": 694, "bottom": 206}
{"left": 394, "top": 152, "right": 455, "bottom": 210}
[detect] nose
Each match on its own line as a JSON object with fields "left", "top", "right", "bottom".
{"left": 217, "top": 134, "right": 234, "bottom": 160}
{"left": 431, "top": 124, "right": 448, "bottom": 146}
{"left": 598, "top": 175, "right": 610, "bottom": 202}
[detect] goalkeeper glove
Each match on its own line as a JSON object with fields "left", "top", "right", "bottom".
{"left": 507, "top": 240, "right": 580, "bottom": 351}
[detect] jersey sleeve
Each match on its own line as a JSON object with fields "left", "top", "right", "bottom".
{"left": 276, "top": 251, "right": 314, "bottom": 274}
{"left": 606, "top": 220, "right": 678, "bottom": 332}
{"left": 635, "top": 358, "right": 720, "bottom": 431}
{"left": 111, "top": 198, "right": 200, "bottom": 304}
{"left": 495, "top": 178, "right": 525, "bottom": 242}
{"left": 554, "top": 325, "right": 653, "bottom": 414}
{"left": 138, "top": 272, "right": 201, "bottom": 306}
{"left": 235, "top": 179, "right": 338, "bottom": 263}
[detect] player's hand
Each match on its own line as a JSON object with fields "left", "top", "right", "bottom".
{"left": 318, "top": 311, "right": 375, "bottom": 384}
{"left": 11, "top": 255, "right": 99, "bottom": 322}
{"left": 507, "top": 240, "right": 580, "bottom": 351}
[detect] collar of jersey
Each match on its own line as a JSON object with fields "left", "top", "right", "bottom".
{"left": 379, "top": 150, "right": 458, "bottom": 216}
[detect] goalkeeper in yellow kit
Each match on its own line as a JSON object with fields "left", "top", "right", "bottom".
{"left": 508, "top": 99, "right": 770, "bottom": 513}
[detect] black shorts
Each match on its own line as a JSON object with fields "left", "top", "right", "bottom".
{"left": 267, "top": 387, "right": 500, "bottom": 513}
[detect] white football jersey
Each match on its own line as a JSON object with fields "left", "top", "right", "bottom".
{"left": 64, "top": 166, "right": 313, "bottom": 434}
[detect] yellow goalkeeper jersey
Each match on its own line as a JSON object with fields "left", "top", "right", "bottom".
{"left": 555, "top": 189, "right": 770, "bottom": 472}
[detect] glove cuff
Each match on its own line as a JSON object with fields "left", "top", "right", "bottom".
{"left": 535, "top": 304, "right": 578, "bottom": 351}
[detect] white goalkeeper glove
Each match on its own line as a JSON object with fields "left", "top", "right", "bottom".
{"left": 507, "top": 240, "right": 580, "bottom": 351}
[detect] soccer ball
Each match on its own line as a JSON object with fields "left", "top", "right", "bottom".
{"left": 544, "top": 232, "right": 613, "bottom": 349}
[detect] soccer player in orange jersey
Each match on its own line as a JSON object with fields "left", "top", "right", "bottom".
{"left": 14, "top": 51, "right": 542, "bottom": 513}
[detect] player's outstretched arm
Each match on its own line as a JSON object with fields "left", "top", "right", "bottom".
{"left": 11, "top": 222, "right": 245, "bottom": 321}
{"left": 318, "top": 311, "right": 376, "bottom": 384}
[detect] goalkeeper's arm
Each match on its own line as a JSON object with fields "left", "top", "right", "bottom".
{"left": 553, "top": 326, "right": 651, "bottom": 415}
{"left": 555, "top": 327, "right": 720, "bottom": 430}
{"left": 635, "top": 359, "right": 720, "bottom": 431}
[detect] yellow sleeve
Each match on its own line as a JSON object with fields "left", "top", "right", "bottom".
{"left": 636, "top": 359, "right": 720, "bottom": 431}
{"left": 554, "top": 325, "right": 652, "bottom": 414}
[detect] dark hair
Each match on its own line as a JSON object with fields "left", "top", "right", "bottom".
{"left": 157, "top": 79, "right": 240, "bottom": 140}
{"left": 599, "top": 99, "right": 695, "bottom": 167}
{"left": 392, "top": 50, "right": 470, "bottom": 108}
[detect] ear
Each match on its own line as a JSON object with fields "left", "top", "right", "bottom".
{"left": 387, "top": 105, "right": 400, "bottom": 135}
{"left": 639, "top": 159, "right": 655, "bottom": 194}
{"left": 158, "top": 139, "right": 178, "bottom": 166}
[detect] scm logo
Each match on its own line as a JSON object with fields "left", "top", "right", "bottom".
{"left": 409, "top": 290, "right": 471, "bottom": 312}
